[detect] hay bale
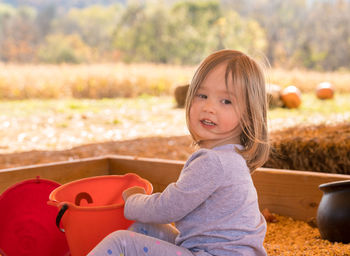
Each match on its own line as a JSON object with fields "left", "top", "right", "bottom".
{"left": 174, "top": 84, "right": 189, "bottom": 108}
{"left": 265, "top": 123, "right": 350, "bottom": 174}
{"left": 266, "top": 84, "right": 283, "bottom": 108}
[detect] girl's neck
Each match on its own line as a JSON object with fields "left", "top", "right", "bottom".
{"left": 198, "top": 136, "right": 241, "bottom": 149}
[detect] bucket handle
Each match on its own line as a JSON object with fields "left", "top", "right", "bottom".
{"left": 55, "top": 192, "right": 94, "bottom": 232}
{"left": 75, "top": 192, "right": 93, "bottom": 206}
{"left": 56, "top": 203, "right": 68, "bottom": 232}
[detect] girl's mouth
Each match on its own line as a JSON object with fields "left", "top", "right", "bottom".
{"left": 200, "top": 119, "right": 216, "bottom": 126}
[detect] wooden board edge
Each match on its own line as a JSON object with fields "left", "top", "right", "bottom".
{"left": 256, "top": 167, "right": 350, "bottom": 179}
{"left": 106, "top": 155, "right": 185, "bottom": 192}
{"left": 0, "top": 156, "right": 110, "bottom": 194}
{"left": 252, "top": 168, "right": 350, "bottom": 221}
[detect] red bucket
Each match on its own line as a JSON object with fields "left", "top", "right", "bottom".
{"left": 0, "top": 178, "right": 69, "bottom": 256}
{"left": 48, "top": 173, "right": 153, "bottom": 256}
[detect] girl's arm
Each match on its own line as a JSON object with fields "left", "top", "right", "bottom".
{"left": 124, "top": 149, "right": 224, "bottom": 224}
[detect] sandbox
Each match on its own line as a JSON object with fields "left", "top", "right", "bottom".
{"left": 1, "top": 155, "right": 349, "bottom": 255}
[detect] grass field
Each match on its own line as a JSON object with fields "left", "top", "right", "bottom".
{"left": 0, "top": 96, "right": 187, "bottom": 153}
{"left": 1, "top": 93, "right": 349, "bottom": 119}
{"left": 1, "top": 62, "right": 349, "bottom": 152}
{"left": 0, "top": 63, "right": 194, "bottom": 99}
{"left": 268, "top": 93, "right": 350, "bottom": 120}
{"left": 1, "top": 63, "right": 350, "bottom": 99}
{"left": 0, "top": 94, "right": 349, "bottom": 153}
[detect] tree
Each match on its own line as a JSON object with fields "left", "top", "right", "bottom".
{"left": 251, "top": 0, "right": 308, "bottom": 67}
{"left": 112, "top": 0, "right": 267, "bottom": 65}
{"left": 0, "top": 5, "right": 38, "bottom": 62}
{"left": 112, "top": 0, "right": 224, "bottom": 64}
{"left": 35, "top": 4, "right": 57, "bottom": 40}
{"left": 296, "top": 0, "right": 350, "bottom": 70}
{"left": 169, "top": 0, "right": 222, "bottom": 64}
{"left": 54, "top": 4, "right": 121, "bottom": 59}
{"left": 37, "top": 33, "right": 93, "bottom": 63}
{"left": 225, "top": 0, "right": 350, "bottom": 70}
{"left": 113, "top": 3, "right": 174, "bottom": 63}
{"left": 210, "top": 10, "right": 267, "bottom": 56}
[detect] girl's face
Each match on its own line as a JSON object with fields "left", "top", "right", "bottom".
{"left": 189, "top": 63, "right": 241, "bottom": 148}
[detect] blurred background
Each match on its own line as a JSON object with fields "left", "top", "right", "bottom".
{"left": 1, "top": 0, "right": 349, "bottom": 70}
{"left": 0, "top": 0, "right": 349, "bottom": 173}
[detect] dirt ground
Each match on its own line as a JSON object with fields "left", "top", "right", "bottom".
{"left": 0, "top": 135, "right": 195, "bottom": 170}
{"left": 1, "top": 97, "right": 349, "bottom": 170}
{"left": 0, "top": 98, "right": 193, "bottom": 169}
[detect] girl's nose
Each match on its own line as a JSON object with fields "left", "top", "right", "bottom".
{"left": 203, "top": 99, "right": 216, "bottom": 113}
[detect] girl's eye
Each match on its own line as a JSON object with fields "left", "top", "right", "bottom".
{"left": 221, "top": 99, "right": 232, "bottom": 105}
{"left": 196, "top": 94, "right": 207, "bottom": 99}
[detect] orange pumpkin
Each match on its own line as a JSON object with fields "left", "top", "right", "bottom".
{"left": 316, "top": 82, "right": 334, "bottom": 100}
{"left": 281, "top": 85, "right": 302, "bottom": 108}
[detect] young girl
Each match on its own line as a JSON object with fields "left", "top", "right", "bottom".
{"left": 88, "top": 49, "right": 270, "bottom": 256}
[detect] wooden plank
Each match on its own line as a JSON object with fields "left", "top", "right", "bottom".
{"left": 0, "top": 157, "right": 109, "bottom": 194}
{"left": 109, "top": 156, "right": 350, "bottom": 221}
{"left": 107, "top": 155, "right": 184, "bottom": 192}
{"left": 252, "top": 167, "right": 350, "bottom": 221}
{"left": 1, "top": 154, "right": 350, "bottom": 221}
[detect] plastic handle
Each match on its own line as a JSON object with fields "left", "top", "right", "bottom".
{"left": 55, "top": 192, "right": 93, "bottom": 233}
{"left": 75, "top": 192, "right": 93, "bottom": 206}
{"left": 56, "top": 203, "right": 68, "bottom": 232}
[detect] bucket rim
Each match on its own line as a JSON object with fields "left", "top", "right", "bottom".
{"left": 1, "top": 177, "right": 60, "bottom": 200}
{"left": 51, "top": 201, "right": 126, "bottom": 211}
{"left": 48, "top": 173, "right": 153, "bottom": 210}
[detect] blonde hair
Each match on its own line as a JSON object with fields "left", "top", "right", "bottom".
{"left": 185, "top": 49, "right": 269, "bottom": 171}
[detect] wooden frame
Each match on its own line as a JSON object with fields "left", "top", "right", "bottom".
{"left": 1, "top": 155, "right": 349, "bottom": 221}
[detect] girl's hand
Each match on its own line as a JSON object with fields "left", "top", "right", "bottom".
{"left": 122, "top": 186, "right": 146, "bottom": 201}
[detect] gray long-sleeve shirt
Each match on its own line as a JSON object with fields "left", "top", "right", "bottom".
{"left": 124, "top": 144, "right": 267, "bottom": 256}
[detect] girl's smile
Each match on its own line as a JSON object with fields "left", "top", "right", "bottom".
{"left": 200, "top": 119, "right": 216, "bottom": 128}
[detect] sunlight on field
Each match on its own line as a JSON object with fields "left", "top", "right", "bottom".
{"left": 268, "top": 68, "right": 350, "bottom": 93}
{"left": 1, "top": 63, "right": 349, "bottom": 153}
{"left": 0, "top": 94, "right": 350, "bottom": 153}
{"left": 268, "top": 93, "right": 350, "bottom": 130}
{"left": 1, "top": 63, "right": 350, "bottom": 100}
{"left": 0, "top": 63, "right": 195, "bottom": 99}
{"left": 0, "top": 97, "right": 188, "bottom": 153}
